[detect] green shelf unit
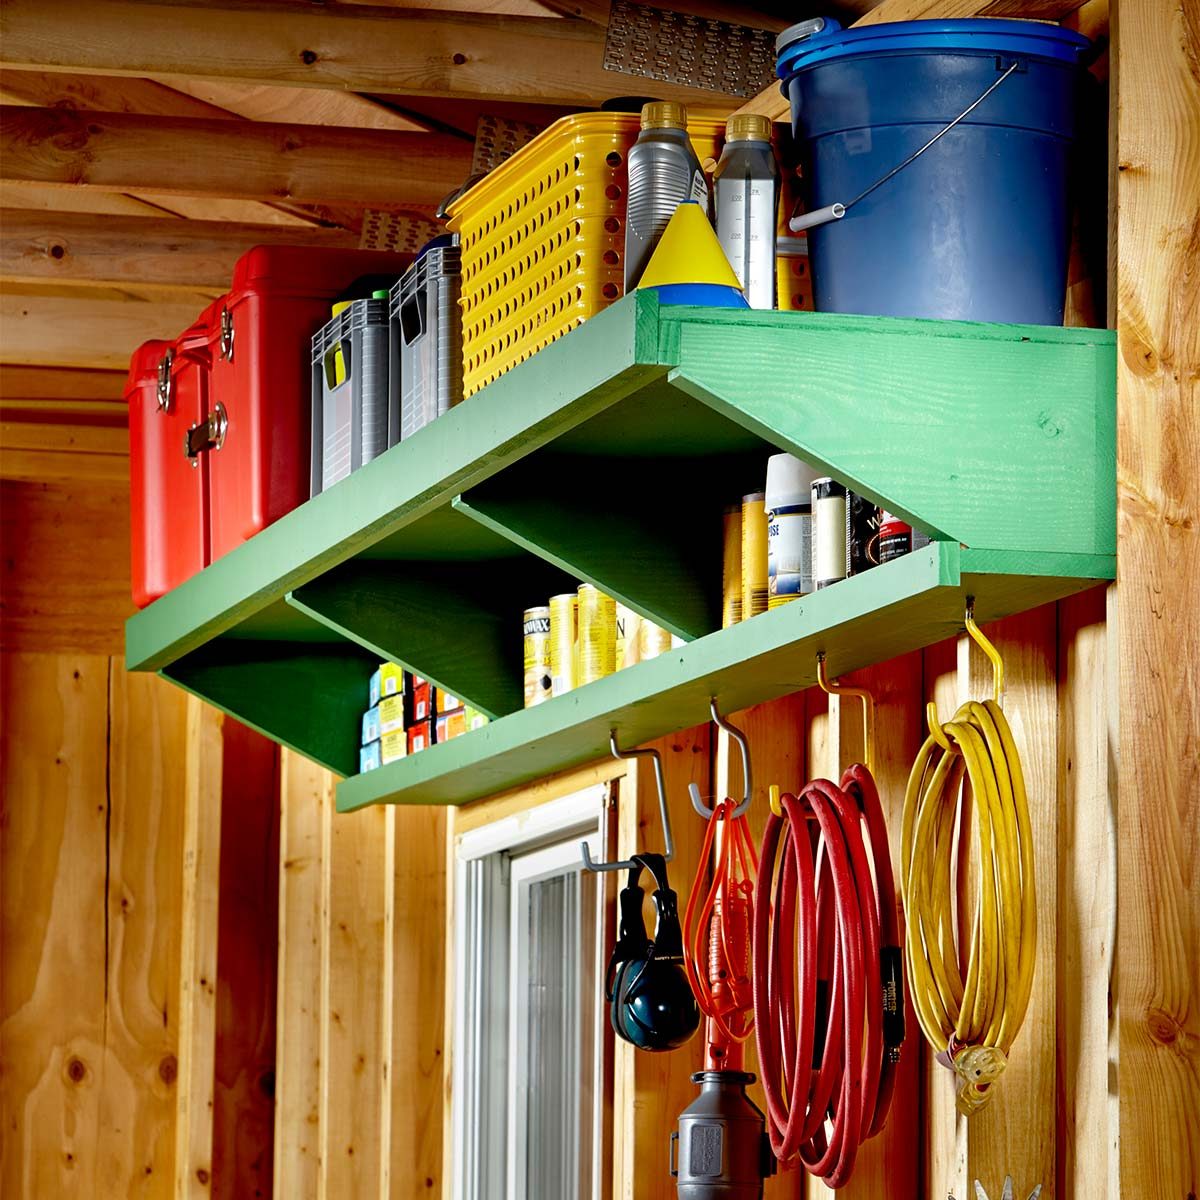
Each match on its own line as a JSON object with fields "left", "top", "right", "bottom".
{"left": 124, "top": 292, "right": 1116, "bottom": 789}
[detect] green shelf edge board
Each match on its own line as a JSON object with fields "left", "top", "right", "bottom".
{"left": 126, "top": 293, "right": 1116, "bottom": 685}
{"left": 335, "top": 543, "right": 1114, "bottom": 812}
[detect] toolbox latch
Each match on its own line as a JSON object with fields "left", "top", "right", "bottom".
{"left": 185, "top": 403, "right": 228, "bottom": 466}
{"left": 156, "top": 349, "right": 175, "bottom": 412}
{"left": 219, "top": 306, "right": 235, "bottom": 361}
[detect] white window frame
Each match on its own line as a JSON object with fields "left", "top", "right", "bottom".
{"left": 451, "top": 785, "right": 611, "bottom": 1200}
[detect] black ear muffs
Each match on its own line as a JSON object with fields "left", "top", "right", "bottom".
{"left": 604, "top": 853, "right": 700, "bottom": 1052}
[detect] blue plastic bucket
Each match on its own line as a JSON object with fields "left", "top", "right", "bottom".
{"left": 776, "top": 19, "right": 1090, "bottom": 324}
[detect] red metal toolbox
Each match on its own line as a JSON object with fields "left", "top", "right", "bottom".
{"left": 125, "top": 307, "right": 217, "bottom": 609}
{"left": 205, "top": 247, "right": 411, "bottom": 560}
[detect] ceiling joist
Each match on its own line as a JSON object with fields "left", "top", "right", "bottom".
{"left": 0, "top": 106, "right": 474, "bottom": 209}
{"left": 0, "top": 0, "right": 740, "bottom": 107}
{"left": 0, "top": 210, "right": 375, "bottom": 291}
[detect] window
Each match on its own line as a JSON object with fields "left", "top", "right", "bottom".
{"left": 452, "top": 786, "right": 612, "bottom": 1200}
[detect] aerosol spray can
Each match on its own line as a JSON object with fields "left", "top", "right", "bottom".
{"left": 765, "top": 452, "right": 816, "bottom": 605}
{"left": 811, "top": 478, "right": 848, "bottom": 590}
{"left": 722, "top": 504, "right": 743, "bottom": 628}
{"left": 523, "top": 606, "right": 552, "bottom": 707}
{"left": 878, "top": 512, "right": 932, "bottom": 563}
{"left": 624, "top": 102, "right": 709, "bottom": 291}
{"left": 713, "top": 114, "right": 780, "bottom": 310}
{"left": 577, "top": 585, "right": 616, "bottom": 684}
{"left": 740, "top": 492, "right": 769, "bottom": 619}
{"left": 549, "top": 592, "right": 578, "bottom": 696}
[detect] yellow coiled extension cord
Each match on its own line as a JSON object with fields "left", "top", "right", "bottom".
{"left": 900, "top": 611, "right": 1037, "bottom": 1115}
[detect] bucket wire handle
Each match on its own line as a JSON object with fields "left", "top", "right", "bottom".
{"left": 790, "top": 60, "right": 1022, "bottom": 233}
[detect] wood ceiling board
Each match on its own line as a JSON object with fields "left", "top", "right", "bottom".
{"left": 0, "top": 365, "right": 127, "bottom": 401}
{"left": 335, "top": 544, "right": 1110, "bottom": 809}
{"left": 0, "top": 289, "right": 218, "bottom": 370}
{"left": 0, "top": 210, "right": 364, "bottom": 290}
{"left": 0, "top": 0, "right": 745, "bottom": 106}
{"left": 0, "top": 106, "right": 474, "bottom": 209}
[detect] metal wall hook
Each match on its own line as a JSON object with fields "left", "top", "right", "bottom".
{"left": 964, "top": 596, "right": 1005, "bottom": 704}
{"left": 581, "top": 731, "right": 674, "bottom": 872}
{"left": 817, "top": 651, "right": 875, "bottom": 771}
{"left": 688, "top": 699, "right": 753, "bottom": 820}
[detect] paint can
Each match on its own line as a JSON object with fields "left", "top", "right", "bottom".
{"left": 811, "top": 478, "right": 848, "bottom": 589}
{"left": 741, "top": 491, "right": 768, "bottom": 619}
{"left": 549, "top": 593, "right": 578, "bottom": 696}
{"left": 523, "top": 605, "right": 552, "bottom": 707}
{"left": 848, "top": 492, "right": 882, "bottom": 575}
{"left": 616, "top": 602, "right": 641, "bottom": 669}
{"left": 765, "top": 452, "right": 816, "bottom": 606}
{"left": 722, "top": 503, "right": 743, "bottom": 627}
{"left": 639, "top": 619, "right": 674, "bottom": 661}
{"left": 878, "top": 512, "right": 932, "bottom": 563}
{"left": 578, "top": 585, "right": 616, "bottom": 684}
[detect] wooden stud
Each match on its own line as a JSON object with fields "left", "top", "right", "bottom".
{"left": 0, "top": 0, "right": 740, "bottom": 106}
{"left": 274, "top": 751, "right": 334, "bottom": 1200}
{"left": 1055, "top": 586, "right": 1118, "bottom": 1198}
{"left": 211, "top": 722, "right": 280, "bottom": 1200}
{"left": 1113, "top": 0, "right": 1200, "bottom": 1189}
{"left": 612, "top": 725, "right": 710, "bottom": 1199}
{"left": 0, "top": 210, "right": 362, "bottom": 291}
{"left": 320, "top": 804, "right": 394, "bottom": 1198}
{"left": 174, "top": 696, "right": 224, "bottom": 1200}
{"left": 390, "top": 806, "right": 448, "bottom": 1197}
{"left": 0, "top": 106, "right": 475, "bottom": 210}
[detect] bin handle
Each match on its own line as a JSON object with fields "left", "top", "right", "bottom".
{"left": 789, "top": 60, "right": 1022, "bottom": 233}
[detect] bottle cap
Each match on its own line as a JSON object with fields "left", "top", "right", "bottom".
{"left": 725, "top": 113, "right": 773, "bottom": 143}
{"left": 641, "top": 101, "right": 687, "bottom": 130}
{"left": 372, "top": 289, "right": 389, "bottom": 299}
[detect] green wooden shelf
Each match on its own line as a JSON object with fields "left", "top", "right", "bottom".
{"left": 125, "top": 292, "right": 1116, "bottom": 795}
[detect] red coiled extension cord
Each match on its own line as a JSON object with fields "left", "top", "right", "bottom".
{"left": 683, "top": 797, "right": 759, "bottom": 1067}
{"left": 751, "top": 764, "right": 905, "bottom": 1189}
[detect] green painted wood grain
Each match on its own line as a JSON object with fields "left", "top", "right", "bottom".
{"left": 286, "top": 553, "right": 578, "bottom": 720}
{"left": 162, "top": 638, "right": 377, "bottom": 777}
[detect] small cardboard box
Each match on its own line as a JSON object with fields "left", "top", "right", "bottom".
{"left": 362, "top": 705, "right": 381, "bottom": 746}
{"left": 360, "top": 741, "right": 382, "bottom": 773}
{"left": 436, "top": 688, "right": 461, "bottom": 714}
{"left": 435, "top": 708, "right": 467, "bottom": 743}
{"left": 369, "top": 662, "right": 405, "bottom": 708}
{"left": 409, "top": 679, "right": 432, "bottom": 724}
{"left": 463, "top": 705, "right": 489, "bottom": 731}
{"left": 381, "top": 730, "right": 408, "bottom": 765}
{"left": 379, "top": 695, "right": 406, "bottom": 736}
{"left": 407, "top": 719, "right": 434, "bottom": 754}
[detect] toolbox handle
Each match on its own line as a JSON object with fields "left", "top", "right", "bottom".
{"left": 322, "top": 336, "right": 355, "bottom": 391}
{"left": 399, "top": 290, "right": 426, "bottom": 348}
{"left": 185, "top": 403, "right": 227, "bottom": 467}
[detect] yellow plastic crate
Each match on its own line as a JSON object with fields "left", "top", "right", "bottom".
{"left": 446, "top": 112, "right": 726, "bottom": 398}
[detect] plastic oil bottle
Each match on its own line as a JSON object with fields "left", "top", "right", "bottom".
{"left": 713, "top": 113, "right": 780, "bottom": 310}
{"left": 624, "top": 102, "right": 709, "bottom": 291}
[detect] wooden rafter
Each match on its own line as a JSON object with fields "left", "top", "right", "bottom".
{"left": 0, "top": 0, "right": 743, "bottom": 106}
{"left": 0, "top": 210, "right": 375, "bottom": 291}
{"left": 0, "top": 106, "right": 474, "bottom": 209}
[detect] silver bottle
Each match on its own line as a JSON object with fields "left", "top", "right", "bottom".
{"left": 623, "top": 101, "right": 709, "bottom": 291}
{"left": 713, "top": 113, "right": 780, "bottom": 309}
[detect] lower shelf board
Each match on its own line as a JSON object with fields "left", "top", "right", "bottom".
{"left": 335, "top": 541, "right": 1112, "bottom": 812}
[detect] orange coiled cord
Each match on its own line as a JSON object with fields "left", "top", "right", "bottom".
{"left": 683, "top": 797, "right": 760, "bottom": 1063}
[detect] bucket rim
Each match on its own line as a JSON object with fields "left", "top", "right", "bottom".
{"left": 777, "top": 18, "right": 1091, "bottom": 78}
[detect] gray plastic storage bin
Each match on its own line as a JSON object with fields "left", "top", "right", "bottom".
{"left": 310, "top": 295, "right": 392, "bottom": 496}
{"left": 389, "top": 239, "right": 462, "bottom": 441}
